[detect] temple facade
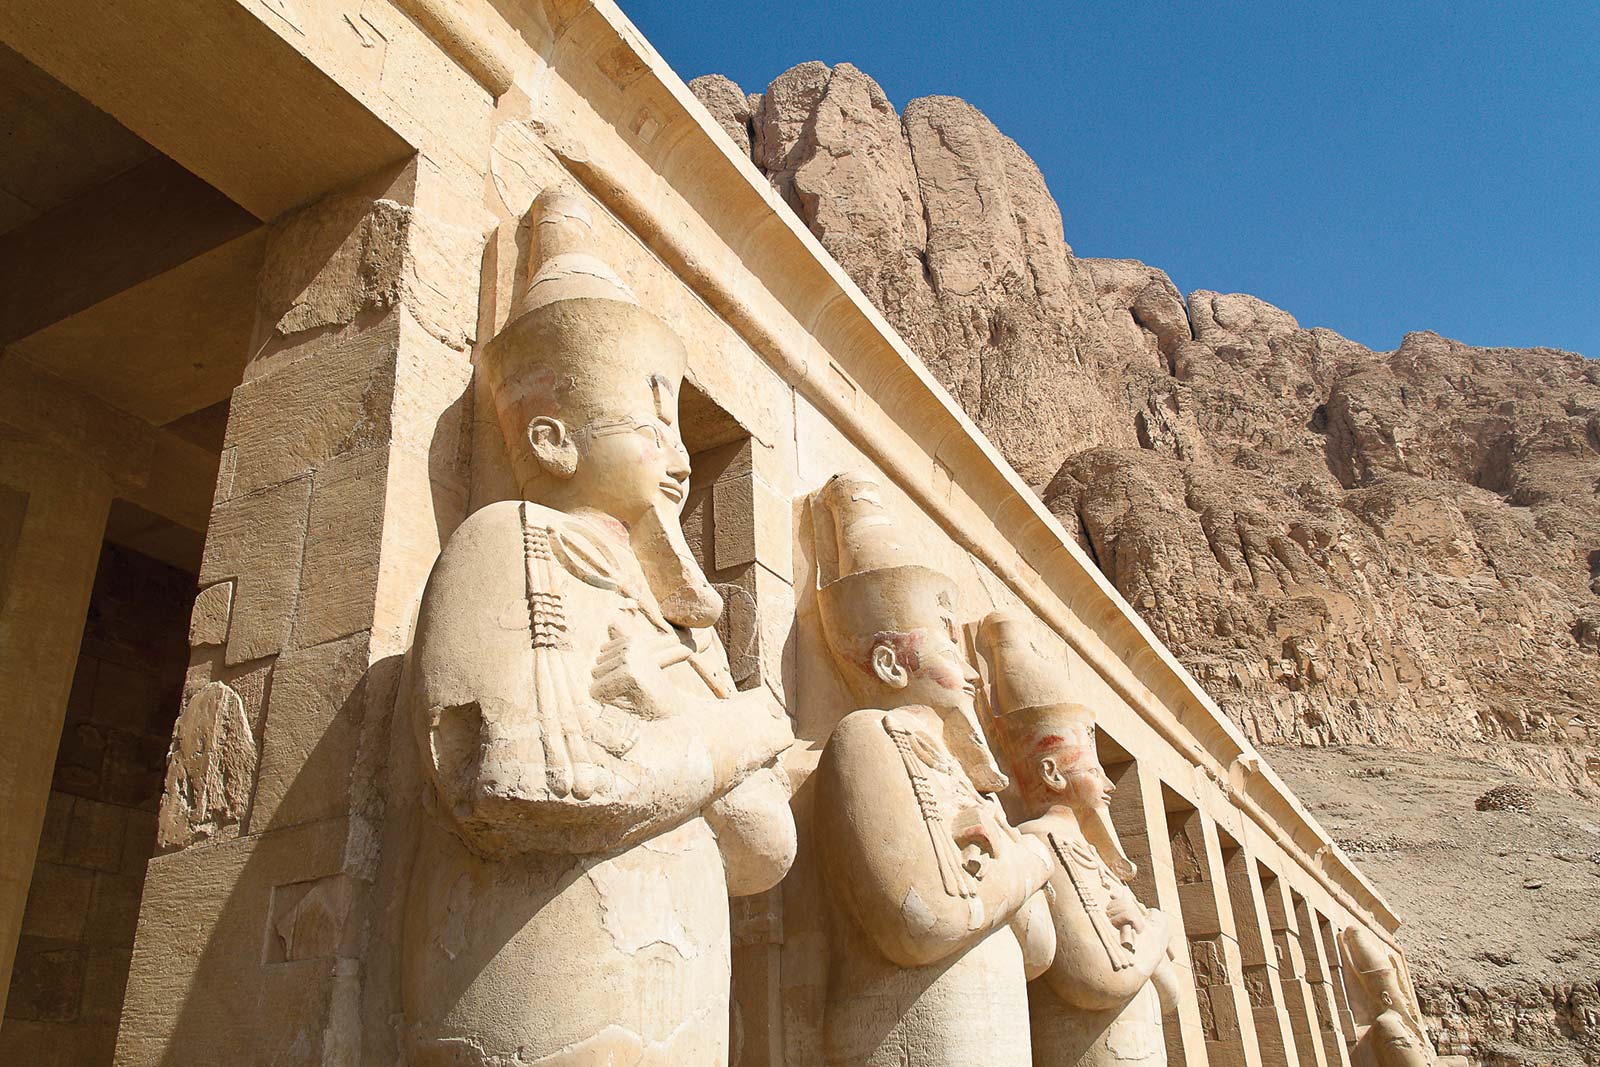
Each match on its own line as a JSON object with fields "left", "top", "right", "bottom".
{"left": 0, "top": 2, "right": 1426, "bottom": 1066}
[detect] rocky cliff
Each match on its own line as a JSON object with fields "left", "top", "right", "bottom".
{"left": 692, "top": 63, "right": 1600, "bottom": 1067}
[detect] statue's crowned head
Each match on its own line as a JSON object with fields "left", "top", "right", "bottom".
{"left": 1339, "top": 927, "right": 1433, "bottom": 1067}
{"left": 482, "top": 185, "right": 688, "bottom": 519}
{"left": 481, "top": 184, "right": 721, "bottom": 627}
{"left": 979, "top": 611, "right": 1136, "bottom": 878}
{"left": 814, "top": 472, "right": 1006, "bottom": 792}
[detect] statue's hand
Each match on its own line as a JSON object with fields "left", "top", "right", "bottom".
{"left": 590, "top": 624, "right": 693, "bottom": 720}
{"left": 1105, "top": 891, "right": 1146, "bottom": 933}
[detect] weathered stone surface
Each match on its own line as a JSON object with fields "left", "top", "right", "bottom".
{"left": 155, "top": 682, "right": 255, "bottom": 850}
{"left": 687, "top": 73, "right": 752, "bottom": 155}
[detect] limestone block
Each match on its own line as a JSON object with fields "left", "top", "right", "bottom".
{"left": 188, "top": 580, "right": 233, "bottom": 647}
{"left": 198, "top": 475, "right": 312, "bottom": 665}
{"left": 256, "top": 196, "right": 483, "bottom": 352}
{"left": 267, "top": 874, "right": 352, "bottom": 962}
{"left": 753, "top": 562, "right": 796, "bottom": 701}
{"left": 19, "top": 862, "right": 93, "bottom": 940}
{"left": 369, "top": 314, "right": 473, "bottom": 657}
{"left": 714, "top": 471, "right": 794, "bottom": 578}
{"left": 61, "top": 796, "right": 128, "bottom": 873}
{"left": 5, "top": 938, "right": 86, "bottom": 1023}
{"left": 83, "top": 871, "right": 143, "bottom": 949}
{"left": 290, "top": 449, "right": 387, "bottom": 650}
{"left": 155, "top": 682, "right": 255, "bottom": 851}
{"left": 222, "top": 327, "right": 397, "bottom": 503}
{"left": 117, "top": 818, "right": 350, "bottom": 1063}
{"left": 250, "top": 633, "right": 371, "bottom": 831}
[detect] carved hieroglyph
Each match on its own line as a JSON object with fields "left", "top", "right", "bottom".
{"left": 400, "top": 187, "right": 797, "bottom": 1066}
{"left": 1340, "top": 926, "right": 1435, "bottom": 1067}
{"left": 810, "top": 471, "right": 1053, "bottom": 1067}
{"left": 979, "top": 613, "right": 1181, "bottom": 1067}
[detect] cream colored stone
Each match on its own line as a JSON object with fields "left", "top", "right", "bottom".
{"left": 401, "top": 187, "right": 797, "bottom": 1064}
{"left": 289, "top": 448, "right": 387, "bottom": 651}
{"left": 155, "top": 682, "right": 255, "bottom": 851}
{"left": 187, "top": 581, "right": 232, "bottom": 648}
{"left": 811, "top": 471, "right": 1051, "bottom": 1066}
{"left": 197, "top": 474, "right": 312, "bottom": 665}
{"left": 979, "top": 611, "right": 1179, "bottom": 1067}
{"left": 250, "top": 633, "right": 370, "bottom": 832}
{"left": 1340, "top": 928, "right": 1434, "bottom": 1067}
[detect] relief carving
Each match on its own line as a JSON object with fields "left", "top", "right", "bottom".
{"left": 978, "top": 612, "right": 1182, "bottom": 1067}
{"left": 811, "top": 472, "right": 1052, "bottom": 1067}
{"left": 156, "top": 680, "right": 255, "bottom": 850}
{"left": 1340, "top": 926, "right": 1435, "bottom": 1067}
{"left": 401, "top": 186, "right": 798, "bottom": 1065}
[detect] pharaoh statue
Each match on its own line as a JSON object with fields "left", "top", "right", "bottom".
{"left": 1339, "top": 927, "right": 1435, "bottom": 1067}
{"left": 401, "top": 186, "right": 798, "bottom": 1065}
{"left": 978, "top": 612, "right": 1181, "bottom": 1067}
{"left": 810, "top": 471, "right": 1054, "bottom": 1067}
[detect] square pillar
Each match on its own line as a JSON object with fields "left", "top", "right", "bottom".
{"left": 1293, "top": 894, "right": 1353, "bottom": 1067}
{"left": 0, "top": 443, "right": 114, "bottom": 1017}
{"left": 114, "top": 169, "right": 485, "bottom": 1066}
{"left": 1134, "top": 768, "right": 1209, "bottom": 1067}
{"left": 1219, "top": 835, "right": 1302, "bottom": 1067}
{"left": 1164, "top": 788, "right": 1264, "bottom": 1067}
{"left": 1261, "top": 868, "right": 1328, "bottom": 1067}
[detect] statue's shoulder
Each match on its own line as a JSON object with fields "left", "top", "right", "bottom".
{"left": 826, "top": 708, "right": 895, "bottom": 751}
{"left": 432, "top": 501, "right": 623, "bottom": 586}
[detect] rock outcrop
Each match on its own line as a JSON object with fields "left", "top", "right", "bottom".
{"left": 691, "top": 63, "right": 1600, "bottom": 1067}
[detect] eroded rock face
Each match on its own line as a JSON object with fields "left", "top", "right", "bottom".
{"left": 694, "top": 63, "right": 1600, "bottom": 788}
{"left": 695, "top": 62, "right": 1600, "bottom": 1067}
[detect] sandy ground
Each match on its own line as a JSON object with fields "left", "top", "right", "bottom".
{"left": 1266, "top": 744, "right": 1600, "bottom": 1066}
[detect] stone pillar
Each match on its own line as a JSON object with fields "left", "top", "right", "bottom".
{"left": 1261, "top": 870, "right": 1328, "bottom": 1067}
{"left": 0, "top": 442, "right": 114, "bottom": 1015}
{"left": 1133, "top": 768, "right": 1209, "bottom": 1067}
{"left": 114, "top": 171, "right": 484, "bottom": 1065}
{"left": 1293, "top": 895, "right": 1353, "bottom": 1067}
{"left": 1165, "top": 791, "right": 1264, "bottom": 1067}
{"left": 1220, "top": 838, "right": 1302, "bottom": 1067}
{"left": 1315, "top": 917, "right": 1360, "bottom": 1058}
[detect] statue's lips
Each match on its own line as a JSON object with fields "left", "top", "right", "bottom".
{"left": 658, "top": 480, "right": 685, "bottom": 503}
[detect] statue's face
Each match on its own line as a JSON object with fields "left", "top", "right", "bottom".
{"left": 573, "top": 412, "right": 691, "bottom": 523}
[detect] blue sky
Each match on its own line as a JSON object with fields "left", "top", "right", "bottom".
{"left": 626, "top": 1, "right": 1598, "bottom": 358}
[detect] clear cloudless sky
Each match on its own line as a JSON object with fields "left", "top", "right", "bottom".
{"left": 625, "top": 1, "right": 1599, "bottom": 358}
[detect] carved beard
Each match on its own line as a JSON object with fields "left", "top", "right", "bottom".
{"left": 632, "top": 497, "right": 724, "bottom": 629}
{"left": 1080, "top": 801, "right": 1137, "bottom": 882}
{"left": 942, "top": 703, "right": 1010, "bottom": 795}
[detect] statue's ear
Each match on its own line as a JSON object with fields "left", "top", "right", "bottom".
{"left": 870, "top": 642, "right": 909, "bottom": 689}
{"left": 528, "top": 417, "right": 578, "bottom": 478}
{"left": 1039, "top": 755, "right": 1067, "bottom": 793}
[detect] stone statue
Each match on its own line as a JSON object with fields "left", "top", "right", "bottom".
{"left": 401, "top": 186, "right": 798, "bottom": 1066}
{"left": 1340, "top": 926, "right": 1435, "bottom": 1067}
{"left": 810, "top": 471, "right": 1054, "bottom": 1067}
{"left": 979, "top": 612, "right": 1181, "bottom": 1067}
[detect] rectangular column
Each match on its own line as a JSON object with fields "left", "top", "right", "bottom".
{"left": 1219, "top": 832, "right": 1301, "bottom": 1067}
{"left": 1260, "top": 867, "right": 1328, "bottom": 1067}
{"left": 1316, "top": 915, "right": 1360, "bottom": 1056}
{"left": 115, "top": 170, "right": 484, "bottom": 1065}
{"left": 1293, "top": 894, "right": 1353, "bottom": 1067}
{"left": 1133, "top": 768, "right": 1207, "bottom": 1067}
{"left": 0, "top": 444, "right": 114, "bottom": 1016}
{"left": 1164, "top": 788, "right": 1263, "bottom": 1067}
